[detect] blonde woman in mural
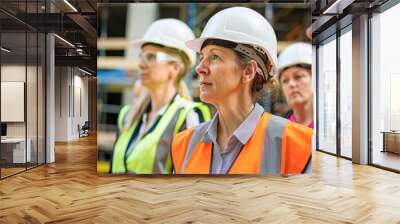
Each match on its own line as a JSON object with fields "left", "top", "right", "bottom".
{"left": 111, "top": 18, "right": 211, "bottom": 174}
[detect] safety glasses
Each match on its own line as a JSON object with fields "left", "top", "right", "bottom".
{"left": 139, "top": 51, "right": 181, "bottom": 65}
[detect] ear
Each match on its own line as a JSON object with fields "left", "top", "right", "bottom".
{"left": 242, "top": 60, "right": 257, "bottom": 84}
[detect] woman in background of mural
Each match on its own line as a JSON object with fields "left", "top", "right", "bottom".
{"left": 278, "top": 42, "right": 313, "bottom": 129}
{"left": 110, "top": 18, "right": 211, "bottom": 174}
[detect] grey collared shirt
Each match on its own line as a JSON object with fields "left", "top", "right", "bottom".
{"left": 203, "top": 103, "right": 265, "bottom": 174}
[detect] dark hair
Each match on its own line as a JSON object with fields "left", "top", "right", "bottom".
{"left": 201, "top": 38, "right": 237, "bottom": 50}
{"left": 279, "top": 63, "right": 312, "bottom": 81}
{"left": 233, "top": 46, "right": 278, "bottom": 103}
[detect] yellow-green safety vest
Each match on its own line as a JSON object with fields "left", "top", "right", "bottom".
{"left": 111, "top": 98, "right": 211, "bottom": 174}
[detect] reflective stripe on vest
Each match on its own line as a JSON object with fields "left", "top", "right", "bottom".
{"left": 172, "top": 112, "right": 312, "bottom": 175}
{"left": 117, "top": 105, "right": 131, "bottom": 131}
{"left": 174, "top": 102, "right": 212, "bottom": 134}
{"left": 112, "top": 99, "right": 211, "bottom": 174}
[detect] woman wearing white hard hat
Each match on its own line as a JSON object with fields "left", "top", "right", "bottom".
{"left": 171, "top": 7, "right": 313, "bottom": 175}
{"left": 111, "top": 18, "right": 212, "bottom": 174}
{"left": 278, "top": 42, "right": 313, "bottom": 129}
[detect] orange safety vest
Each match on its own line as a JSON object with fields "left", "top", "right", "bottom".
{"left": 172, "top": 112, "right": 312, "bottom": 175}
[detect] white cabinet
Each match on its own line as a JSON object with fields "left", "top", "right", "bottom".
{"left": 1, "top": 138, "right": 32, "bottom": 163}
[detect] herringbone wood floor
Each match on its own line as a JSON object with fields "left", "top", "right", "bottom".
{"left": 1, "top": 134, "right": 400, "bottom": 223}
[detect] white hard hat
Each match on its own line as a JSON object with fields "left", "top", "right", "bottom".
{"left": 131, "top": 18, "right": 196, "bottom": 66}
{"left": 186, "top": 7, "right": 278, "bottom": 78}
{"left": 278, "top": 42, "right": 312, "bottom": 74}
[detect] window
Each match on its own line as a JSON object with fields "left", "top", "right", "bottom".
{"left": 317, "top": 37, "right": 337, "bottom": 154}
{"left": 339, "top": 28, "right": 352, "bottom": 158}
{"left": 371, "top": 3, "right": 400, "bottom": 171}
{"left": 0, "top": 1, "right": 46, "bottom": 179}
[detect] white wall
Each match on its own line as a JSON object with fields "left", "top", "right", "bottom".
{"left": 1, "top": 65, "right": 26, "bottom": 81}
{"left": 72, "top": 72, "right": 89, "bottom": 138}
{"left": 54, "top": 67, "right": 89, "bottom": 141}
{"left": 55, "top": 66, "right": 68, "bottom": 141}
